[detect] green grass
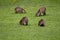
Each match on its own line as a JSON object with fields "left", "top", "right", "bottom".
{"left": 0, "top": 0, "right": 60, "bottom": 40}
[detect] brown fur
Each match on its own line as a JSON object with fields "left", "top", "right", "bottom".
{"left": 36, "top": 7, "right": 46, "bottom": 16}
{"left": 15, "top": 7, "right": 26, "bottom": 13}
{"left": 19, "top": 17, "right": 28, "bottom": 25}
{"left": 38, "top": 19, "right": 45, "bottom": 26}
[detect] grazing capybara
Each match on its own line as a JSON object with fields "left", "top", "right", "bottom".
{"left": 36, "top": 7, "right": 46, "bottom": 16}
{"left": 38, "top": 19, "right": 45, "bottom": 26}
{"left": 19, "top": 17, "right": 28, "bottom": 26}
{"left": 15, "top": 7, "right": 26, "bottom": 13}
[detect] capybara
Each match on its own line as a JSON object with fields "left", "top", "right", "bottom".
{"left": 36, "top": 7, "right": 46, "bottom": 16}
{"left": 38, "top": 19, "right": 45, "bottom": 26}
{"left": 15, "top": 7, "right": 26, "bottom": 13}
{"left": 19, "top": 17, "right": 28, "bottom": 25}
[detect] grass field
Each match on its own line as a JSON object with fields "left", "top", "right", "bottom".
{"left": 0, "top": 0, "right": 60, "bottom": 40}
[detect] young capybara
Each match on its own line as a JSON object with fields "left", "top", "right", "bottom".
{"left": 15, "top": 7, "right": 26, "bottom": 13}
{"left": 36, "top": 7, "right": 46, "bottom": 16}
{"left": 38, "top": 19, "right": 45, "bottom": 26}
{"left": 19, "top": 17, "right": 28, "bottom": 26}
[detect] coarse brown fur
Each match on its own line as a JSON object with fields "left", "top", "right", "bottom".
{"left": 19, "top": 17, "right": 28, "bottom": 25}
{"left": 15, "top": 7, "right": 26, "bottom": 13}
{"left": 38, "top": 19, "right": 45, "bottom": 26}
{"left": 36, "top": 7, "right": 46, "bottom": 16}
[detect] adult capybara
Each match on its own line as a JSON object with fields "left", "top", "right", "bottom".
{"left": 19, "top": 17, "right": 28, "bottom": 25}
{"left": 15, "top": 7, "right": 26, "bottom": 13}
{"left": 38, "top": 19, "right": 45, "bottom": 26}
{"left": 36, "top": 7, "right": 46, "bottom": 16}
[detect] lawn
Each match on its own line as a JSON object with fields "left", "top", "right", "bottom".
{"left": 0, "top": 0, "right": 60, "bottom": 40}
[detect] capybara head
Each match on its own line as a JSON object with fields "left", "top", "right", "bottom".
{"left": 15, "top": 7, "right": 26, "bottom": 13}
{"left": 38, "top": 19, "right": 45, "bottom": 26}
{"left": 19, "top": 16, "right": 28, "bottom": 26}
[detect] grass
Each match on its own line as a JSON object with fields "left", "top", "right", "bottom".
{"left": 0, "top": 0, "right": 60, "bottom": 40}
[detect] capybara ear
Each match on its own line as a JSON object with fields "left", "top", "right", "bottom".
{"left": 38, "top": 19, "right": 45, "bottom": 27}
{"left": 19, "top": 17, "right": 28, "bottom": 26}
{"left": 15, "top": 7, "right": 26, "bottom": 13}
